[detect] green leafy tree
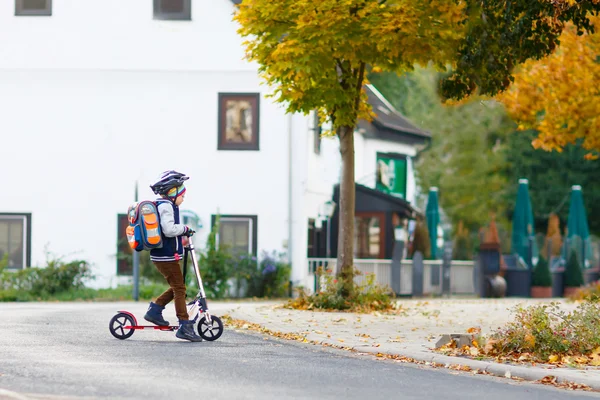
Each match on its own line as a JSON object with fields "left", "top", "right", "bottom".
{"left": 234, "top": 0, "right": 466, "bottom": 298}
{"left": 503, "top": 130, "right": 600, "bottom": 236}
{"left": 234, "top": 0, "right": 600, "bottom": 300}
{"left": 369, "top": 66, "right": 515, "bottom": 232}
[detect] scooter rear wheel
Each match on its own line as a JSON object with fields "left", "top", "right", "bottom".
{"left": 109, "top": 312, "right": 136, "bottom": 340}
{"left": 197, "top": 315, "right": 223, "bottom": 341}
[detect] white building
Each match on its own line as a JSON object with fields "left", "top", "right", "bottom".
{"left": 0, "top": 0, "right": 429, "bottom": 291}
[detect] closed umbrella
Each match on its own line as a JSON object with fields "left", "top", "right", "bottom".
{"left": 511, "top": 178, "right": 538, "bottom": 267}
{"left": 426, "top": 187, "right": 440, "bottom": 259}
{"left": 566, "top": 185, "right": 592, "bottom": 269}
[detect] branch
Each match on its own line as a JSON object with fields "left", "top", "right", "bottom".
{"left": 353, "top": 62, "right": 366, "bottom": 116}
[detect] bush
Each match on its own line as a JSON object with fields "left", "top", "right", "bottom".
{"left": 0, "top": 253, "right": 94, "bottom": 300}
{"left": 531, "top": 256, "right": 552, "bottom": 287}
{"left": 411, "top": 218, "right": 431, "bottom": 259}
{"left": 286, "top": 267, "right": 397, "bottom": 313}
{"left": 453, "top": 221, "right": 471, "bottom": 260}
{"left": 231, "top": 254, "right": 259, "bottom": 297}
{"left": 569, "top": 280, "right": 600, "bottom": 302}
{"left": 486, "top": 302, "right": 600, "bottom": 362}
{"left": 198, "top": 215, "right": 233, "bottom": 299}
{"left": 565, "top": 250, "right": 585, "bottom": 288}
{"left": 258, "top": 251, "right": 291, "bottom": 298}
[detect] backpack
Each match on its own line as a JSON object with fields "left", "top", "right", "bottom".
{"left": 126, "top": 200, "right": 163, "bottom": 252}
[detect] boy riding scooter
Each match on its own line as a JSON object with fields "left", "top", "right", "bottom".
{"left": 143, "top": 170, "right": 203, "bottom": 342}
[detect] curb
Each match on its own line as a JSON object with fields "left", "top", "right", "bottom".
{"left": 0, "top": 388, "right": 32, "bottom": 400}
{"left": 223, "top": 309, "right": 600, "bottom": 391}
{"left": 391, "top": 350, "right": 600, "bottom": 390}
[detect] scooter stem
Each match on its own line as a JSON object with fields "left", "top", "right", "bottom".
{"left": 186, "top": 236, "right": 209, "bottom": 314}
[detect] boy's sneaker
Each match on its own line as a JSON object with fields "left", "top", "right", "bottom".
{"left": 144, "top": 302, "right": 169, "bottom": 326}
{"left": 176, "top": 320, "right": 203, "bottom": 342}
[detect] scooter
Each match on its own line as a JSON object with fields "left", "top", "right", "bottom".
{"left": 108, "top": 235, "right": 224, "bottom": 341}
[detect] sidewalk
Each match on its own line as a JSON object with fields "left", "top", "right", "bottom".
{"left": 220, "top": 298, "right": 600, "bottom": 391}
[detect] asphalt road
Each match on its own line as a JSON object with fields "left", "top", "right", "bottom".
{"left": 0, "top": 302, "right": 598, "bottom": 400}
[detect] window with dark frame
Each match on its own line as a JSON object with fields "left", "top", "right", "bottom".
{"left": 217, "top": 93, "right": 261, "bottom": 151}
{"left": 0, "top": 213, "right": 31, "bottom": 269}
{"left": 153, "top": 0, "right": 191, "bottom": 21}
{"left": 116, "top": 214, "right": 132, "bottom": 276}
{"left": 213, "top": 215, "right": 258, "bottom": 257}
{"left": 15, "top": 0, "right": 52, "bottom": 16}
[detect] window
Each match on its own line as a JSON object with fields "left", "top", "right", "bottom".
{"left": 116, "top": 214, "right": 132, "bottom": 276}
{"left": 153, "top": 0, "right": 191, "bottom": 21}
{"left": 15, "top": 0, "right": 52, "bottom": 16}
{"left": 213, "top": 215, "right": 257, "bottom": 257}
{"left": 0, "top": 213, "right": 31, "bottom": 270}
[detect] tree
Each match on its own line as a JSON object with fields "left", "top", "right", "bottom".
{"left": 439, "top": 0, "right": 600, "bottom": 101}
{"left": 503, "top": 129, "right": 600, "bottom": 236}
{"left": 565, "top": 249, "right": 585, "bottom": 288}
{"left": 496, "top": 15, "right": 600, "bottom": 159}
{"left": 233, "top": 0, "right": 600, "bottom": 299}
{"left": 369, "top": 66, "right": 515, "bottom": 232}
{"left": 234, "top": 0, "right": 467, "bottom": 297}
{"left": 532, "top": 256, "right": 552, "bottom": 288}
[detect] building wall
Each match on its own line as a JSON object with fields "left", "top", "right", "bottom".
{"left": 0, "top": 0, "right": 251, "bottom": 72}
{"left": 0, "top": 68, "right": 309, "bottom": 287}
{"left": 0, "top": 0, "right": 312, "bottom": 287}
{"left": 0, "top": 0, "right": 425, "bottom": 289}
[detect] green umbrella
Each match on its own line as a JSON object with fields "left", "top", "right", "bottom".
{"left": 426, "top": 187, "right": 440, "bottom": 259}
{"left": 511, "top": 178, "right": 538, "bottom": 267}
{"left": 566, "top": 185, "right": 592, "bottom": 269}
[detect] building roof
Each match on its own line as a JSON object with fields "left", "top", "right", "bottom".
{"left": 364, "top": 84, "right": 431, "bottom": 140}
{"left": 332, "top": 183, "right": 421, "bottom": 219}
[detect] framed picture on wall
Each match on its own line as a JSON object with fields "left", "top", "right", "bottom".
{"left": 217, "top": 93, "right": 260, "bottom": 150}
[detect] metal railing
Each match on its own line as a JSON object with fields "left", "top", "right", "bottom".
{"left": 306, "top": 258, "right": 475, "bottom": 296}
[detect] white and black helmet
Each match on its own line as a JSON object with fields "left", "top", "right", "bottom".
{"left": 150, "top": 170, "right": 189, "bottom": 196}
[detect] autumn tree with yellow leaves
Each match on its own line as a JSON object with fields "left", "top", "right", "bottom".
{"left": 497, "top": 14, "right": 600, "bottom": 159}
{"left": 233, "top": 0, "right": 600, "bottom": 299}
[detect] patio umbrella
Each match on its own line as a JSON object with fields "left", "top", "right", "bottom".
{"left": 426, "top": 187, "right": 440, "bottom": 259}
{"left": 511, "top": 178, "right": 538, "bottom": 267}
{"left": 566, "top": 185, "right": 592, "bottom": 269}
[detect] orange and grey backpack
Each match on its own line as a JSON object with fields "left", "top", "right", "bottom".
{"left": 126, "top": 201, "right": 163, "bottom": 252}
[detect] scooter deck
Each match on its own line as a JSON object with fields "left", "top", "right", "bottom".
{"left": 124, "top": 325, "right": 178, "bottom": 331}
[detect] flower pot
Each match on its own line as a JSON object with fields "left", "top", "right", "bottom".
{"left": 563, "top": 286, "right": 580, "bottom": 297}
{"left": 530, "top": 286, "right": 552, "bottom": 298}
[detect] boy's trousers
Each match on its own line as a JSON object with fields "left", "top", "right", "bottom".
{"left": 153, "top": 261, "right": 189, "bottom": 321}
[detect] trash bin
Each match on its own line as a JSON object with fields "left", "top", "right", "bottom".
{"left": 503, "top": 254, "right": 531, "bottom": 297}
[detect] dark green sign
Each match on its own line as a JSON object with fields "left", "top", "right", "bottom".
{"left": 375, "top": 153, "right": 407, "bottom": 199}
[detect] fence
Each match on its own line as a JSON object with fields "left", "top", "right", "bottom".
{"left": 306, "top": 258, "right": 476, "bottom": 296}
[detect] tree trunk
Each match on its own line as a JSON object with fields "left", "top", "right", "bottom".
{"left": 337, "top": 125, "right": 355, "bottom": 298}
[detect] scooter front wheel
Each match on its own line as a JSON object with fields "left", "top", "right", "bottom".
{"left": 197, "top": 315, "right": 223, "bottom": 341}
{"left": 109, "top": 312, "right": 136, "bottom": 340}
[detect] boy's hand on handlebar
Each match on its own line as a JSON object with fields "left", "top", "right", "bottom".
{"left": 184, "top": 227, "right": 195, "bottom": 237}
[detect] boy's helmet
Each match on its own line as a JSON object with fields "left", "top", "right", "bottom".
{"left": 150, "top": 170, "right": 189, "bottom": 196}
